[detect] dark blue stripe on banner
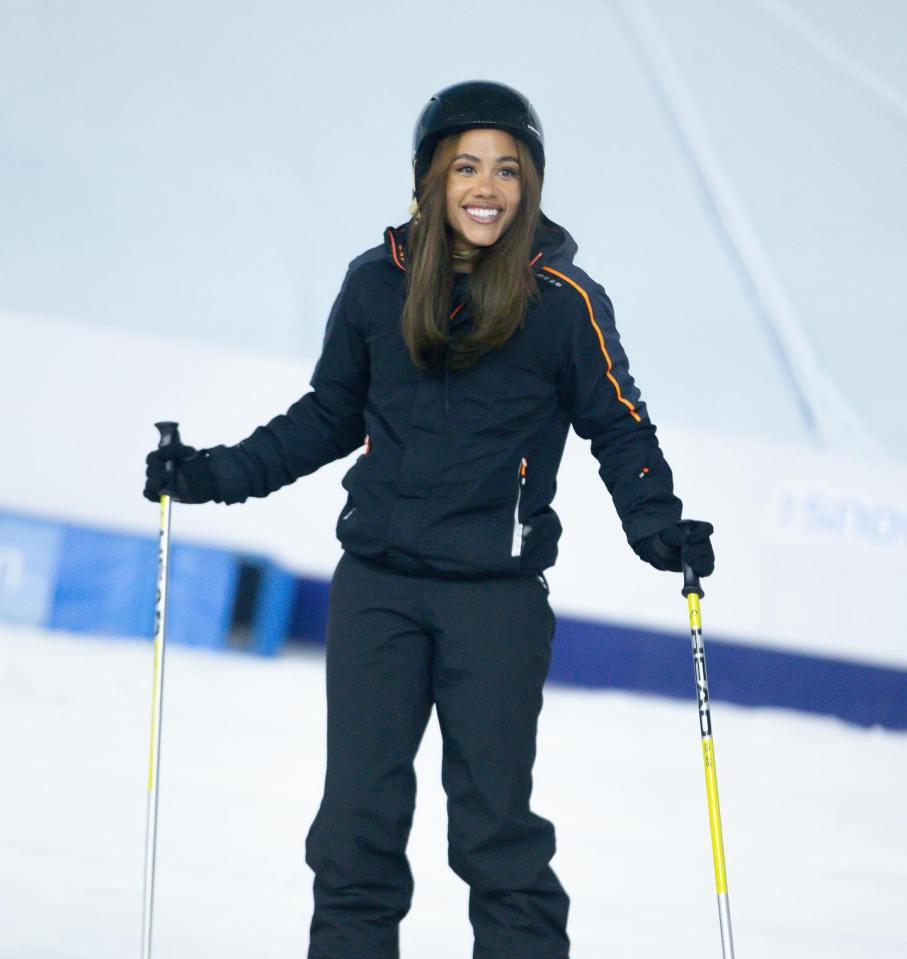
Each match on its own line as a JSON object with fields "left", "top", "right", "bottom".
{"left": 287, "top": 580, "right": 907, "bottom": 730}
{"left": 547, "top": 614, "right": 907, "bottom": 731}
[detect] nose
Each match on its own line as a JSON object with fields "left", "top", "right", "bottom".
{"left": 472, "top": 168, "right": 497, "bottom": 196}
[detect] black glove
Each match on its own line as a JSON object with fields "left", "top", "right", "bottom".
{"left": 144, "top": 438, "right": 219, "bottom": 504}
{"left": 632, "top": 519, "right": 715, "bottom": 577}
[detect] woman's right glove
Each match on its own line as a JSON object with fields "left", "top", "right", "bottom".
{"left": 144, "top": 438, "right": 219, "bottom": 504}
{"left": 632, "top": 519, "right": 715, "bottom": 577}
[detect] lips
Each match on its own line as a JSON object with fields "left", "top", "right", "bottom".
{"left": 464, "top": 206, "right": 502, "bottom": 224}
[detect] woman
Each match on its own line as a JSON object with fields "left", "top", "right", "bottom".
{"left": 144, "top": 80, "right": 715, "bottom": 959}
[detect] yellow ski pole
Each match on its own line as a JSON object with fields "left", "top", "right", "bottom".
{"left": 141, "top": 421, "right": 180, "bottom": 959}
{"left": 682, "top": 548, "right": 736, "bottom": 959}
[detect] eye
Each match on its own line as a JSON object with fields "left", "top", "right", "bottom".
{"left": 454, "top": 164, "right": 476, "bottom": 175}
{"left": 498, "top": 167, "right": 519, "bottom": 178}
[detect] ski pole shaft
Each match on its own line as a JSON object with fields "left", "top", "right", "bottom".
{"left": 683, "top": 562, "right": 736, "bottom": 959}
{"left": 142, "top": 421, "right": 179, "bottom": 959}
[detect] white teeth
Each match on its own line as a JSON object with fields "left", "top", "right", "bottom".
{"left": 466, "top": 207, "right": 499, "bottom": 219}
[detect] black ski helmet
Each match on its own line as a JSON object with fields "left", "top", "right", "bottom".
{"left": 411, "top": 80, "right": 545, "bottom": 198}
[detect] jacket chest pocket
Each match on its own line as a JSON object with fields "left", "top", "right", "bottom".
{"left": 511, "top": 457, "right": 528, "bottom": 557}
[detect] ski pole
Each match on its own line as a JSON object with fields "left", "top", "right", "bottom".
{"left": 682, "top": 557, "right": 736, "bottom": 959}
{"left": 142, "top": 421, "right": 180, "bottom": 959}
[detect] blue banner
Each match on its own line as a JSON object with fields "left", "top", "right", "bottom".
{"left": 0, "top": 514, "right": 63, "bottom": 626}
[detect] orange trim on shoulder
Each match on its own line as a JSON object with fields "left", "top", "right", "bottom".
{"left": 388, "top": 229, "right": 406, "bottom": 272}
{"left": 450, "top": 302, "right": 465, "bottom": 320}
{"left": 529, "top": 251, "right": 543, "bottom": 267}
{"left": 542, "top": 266, "right": 642, "bottom": 422}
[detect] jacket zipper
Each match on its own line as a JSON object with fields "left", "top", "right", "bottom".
{"left": 511, "top": 457, "right": 527, "bottom": 557}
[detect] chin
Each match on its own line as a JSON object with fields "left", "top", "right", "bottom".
{"left": 460, "top": 224, "right": 504, "bottom": 248}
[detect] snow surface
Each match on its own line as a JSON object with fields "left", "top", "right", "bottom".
{"left": 1, "top": 625, "right": 905, "bottom": 958}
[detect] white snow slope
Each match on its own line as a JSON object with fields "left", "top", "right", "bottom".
{"left": 1, "top": 625, "right": 905, "bottom": 958}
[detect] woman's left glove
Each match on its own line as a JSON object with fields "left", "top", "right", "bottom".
{"left": 632, "top": 519, "right": 715, "bottom": 576}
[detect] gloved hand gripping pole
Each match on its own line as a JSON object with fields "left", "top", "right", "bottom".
{"left": 141, "top": 421, "right": 180, "bottom": 959}
{"left": 683, "top": 556, "right": 736, "bottom": 959}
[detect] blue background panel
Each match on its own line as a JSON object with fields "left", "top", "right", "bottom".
{"left": 288, "top": 576, "right": 331, "bottom": 646}
{"left": 251, "top": 562, "right": 296, "bottom": 656}
{"left": 0, "top": 514, "right": 64, "bottom": 626}
{"left": 49, "top": 526, "right": 158, "bottom": 636}
{"left": 46, "top": 524, "right": 240, "bottom": 650}
{"left": 166, "top": 543, "right": 239, "bottom": 650}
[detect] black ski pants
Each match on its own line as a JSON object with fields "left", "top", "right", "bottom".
{"left": 305, "top": 551, "right": 570, "bottom": 959}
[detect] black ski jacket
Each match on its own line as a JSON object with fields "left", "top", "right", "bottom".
{"left": 206, "top": 215, "right": 682, "bottom": 576}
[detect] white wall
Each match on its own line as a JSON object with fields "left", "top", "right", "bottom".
{"left": 1, "top": 0, "right": 905, "bottom": 457}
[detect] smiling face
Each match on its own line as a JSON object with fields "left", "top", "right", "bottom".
{"left": 445, "top": 128, "right": 522, "bottom": 254}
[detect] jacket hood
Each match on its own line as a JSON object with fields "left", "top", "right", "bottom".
{"left": 383, "top": 212, "right": 578, "bottom": 273}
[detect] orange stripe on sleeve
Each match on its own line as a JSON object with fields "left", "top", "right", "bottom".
{"left": 542, "top": 266, "right": 642, "bottom": 422}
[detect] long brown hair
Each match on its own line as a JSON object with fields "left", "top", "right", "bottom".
{"left": 401, "top": 132, "right": 542, "bottom": 373}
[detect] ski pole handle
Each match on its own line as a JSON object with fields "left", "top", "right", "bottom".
{"left": 154, "top": 421, "right": 181, "bottom": 466}
{"left": 681, "top": 560, "right": 704, "bottom": 599}
{"left": 673, "top": 518, "right": 706, "bottom": 599}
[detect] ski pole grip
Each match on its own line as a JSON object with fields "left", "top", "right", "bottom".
{"left": 681, "top": 561, "right": 703, "bottom": 599}
{"left": 672, "top": 519, "right": 706, "bottom": 598}
{"left": 154, "top": 421, "right": 181, "bottom": 474}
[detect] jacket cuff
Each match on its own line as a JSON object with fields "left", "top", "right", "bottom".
{"left": 204, "top": 445, "right": 250, "bottom": 505}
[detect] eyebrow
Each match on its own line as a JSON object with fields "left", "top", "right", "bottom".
{"left": 453, "top": 153, "right": 520, "bottom": 164}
